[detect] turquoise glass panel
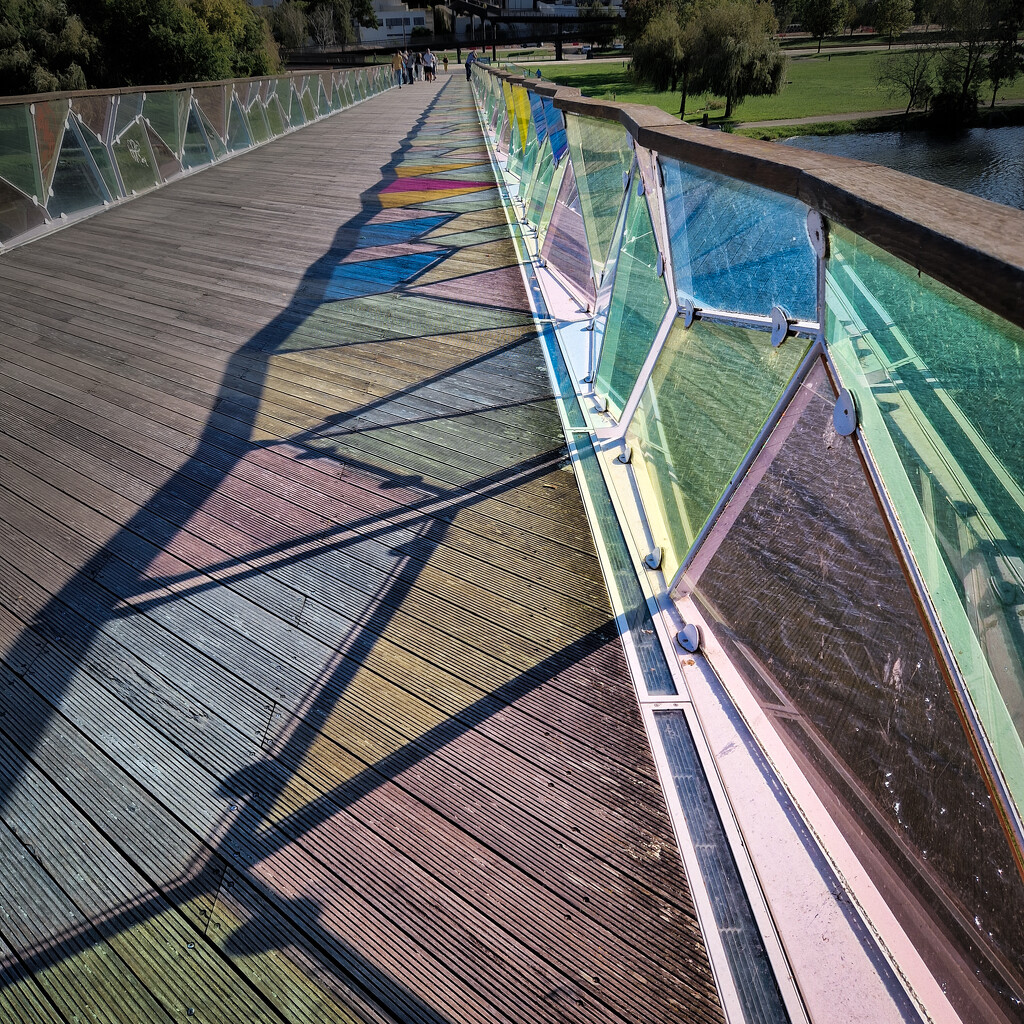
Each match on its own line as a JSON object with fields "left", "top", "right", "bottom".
{"left": 331, "top": 83, "right": 342, "bottom": 110}
{"left": 225, "top": 98, "right": 253, "bottom": 152}
{"left": 112, "top": 120, "right": 160, "bottom": 193}
{"left": 301, "top": 89, "right": 317, "bottom": 121}
{"left": 0, "top": 104, "right": 42, "bottom": 199}
{"left": 564, "top": 113, "right": 632, "bottom": 287}
{"left": 662, "top": 157, "right": 816, "bottom": 321}
{"left": 826, "top": 225, "right": 1024, "bottom": 827}
{"left": 46, "top": 122, "right": 107, "bottom": 217}
{"left": 594, "top": 186, "right": 670, "bottom": 419}
{"left": 628, "top": 318, "right": 810, "bottom": 580}
{"left": 181, "top": 108, "right": 214, "bottom": 169}
{"left": 289, "top": 86, "right": 306, "bottom": 126}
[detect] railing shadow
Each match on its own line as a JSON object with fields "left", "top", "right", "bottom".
{"left": 0, "top": 79, "right": 606, "bottom": 1024}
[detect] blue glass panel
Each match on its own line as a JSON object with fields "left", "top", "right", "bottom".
{"left": 225, "top": 98, "right": 253, "bottom": 152}
{"left": 541, "top": 97, "right": 567, "bottom": 164}
{"left": 662, "top": 157, "right": 816, "bottom": 321}
{"left": 528, "top": 91, "right": 547, "bottom": 145}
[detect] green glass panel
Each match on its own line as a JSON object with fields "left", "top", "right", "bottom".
{"left": 564, "top": 112, "right": 633, "bottom": 287}
{"left": 248, "top": 103, "right": 271, "bottom": 144}
{"left": 35, "top": 99, "right": 69, "bottom": 197}
{"left": 0, "top": 104, "right": 41, "bottom": 200}
{"left": 301, "top": 89, "right": 317, "bottom": 121}
{"left": 181, "top": 107, "right": 214, "bottom": 170}
{"left": 594, "top": 187, "right": 670, "bottom": 419}
{"left": 76, "top": 118, "right": 120, "bottom": 197}
{"left": 331, "top": 83, "right": 342, "bottom": 110}
{"left": 144, "top": 91, "right": 187, "bottom": 157}
{"left": 225, "top": 97, "right": 253, "bottom": 152}
{"left": 47, "top": 121, "right": 108, "bottom": 217}
{"left": 266, "top": 97, "right": 286, "bottom": 137}
{"left": 111, "top": 120, "right": 160, "bottom": 194}
{"left": 826, "top": 225, "right": 1024, "bottom": 826}
{"left": 628, "top": 318, "right": 811, "bottom": 580}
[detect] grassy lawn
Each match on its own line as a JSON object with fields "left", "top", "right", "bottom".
{"left": 518, "top": 51, "right": 1024, "bottom": 125}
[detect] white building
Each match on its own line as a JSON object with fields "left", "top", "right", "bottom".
{"left": 357, "top": 0, "right": 434, "bottom": 45}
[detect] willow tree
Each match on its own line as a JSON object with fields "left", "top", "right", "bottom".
{"left": 689, "top": 0, "right": 786, "bottom": 118}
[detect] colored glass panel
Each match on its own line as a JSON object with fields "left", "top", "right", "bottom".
{"left": 331, "top": 83, "right": 342, "bottom": 111}
{"left": 144, "top": 91, "right": 187, "bottom": 157}
{"left": 194, "top": 85, "right": 227, "bottom": 139}
{"left": 681, "top": 358, "right": 1024, "bottom": 1024}
{"left": 72, "top": 94, "right": 111, "bottom": 139}
{"left": 0, "top": 178, "right": 47, "bottom": 243}
{"left": 112, "top": 120, "right": 160, "bottom": 194}
{"left": 826, "top": 225, "right": 1024, "bottom": 828}
{"left": 627, "top": 318, "right": 810, "bottom": 580}
{"left": 512, "top": 85, "right": 531, "bottom": 154}
{"left": 145, "top": 123, "right": 181, "bottom": 181}
{"left": 537, "top": 158, "right": 565, "bottom": 246}
{"left": 524, "top": 138, "right": 555, "bottom": 232}
{"left": 113, "top": 94, "right": 144, "bottom": 139}
{"left": 0, "top": 105, "right": 41, "bottom": 200}
{"left": 539, "top": 159, "right": 594, "bottom": 306}
{"left": 564, "top": 112, "right": 632, "bottom": 286}
{"left": 541, "top": 96, "right": 567, "bottom": 164}
{"left": 266, "top": 97, "right": 286, "bottom": 138}
{"left": 225, "top": 98, "right": 253, "bottom": 152}
{"left": 528, "top": 91, "right": 547, "bottom": 145}
{"left": 76, "top": 119, "right": 120, "bottom": 197}
{"left": 47, "top": 121, "right": 108, "bottom": 217}
{"left": 248, "top": 103, "right": 271, "bottom": 145}
{"left": 518, "top": 107, "right": 540, "bottom": 194}
{"left": 301, "top": 88, "right": 317, "bottom": 122}
{"left": 594, "top": 186, "right": 669, "bottom": 420}
{"left": 182, "top": 108, "right": 214, "bottom": 170}
{"left": 197, "top": 107, "right": 227, "bottom": 159}
{"left": 662, "top": 156, "right": 816, "bottom": 321}
{"left": 35, "top": 99, "right": 69, "bottom": 197}
{"left": 289, "top": 86, "right": 307, "bottom": 126}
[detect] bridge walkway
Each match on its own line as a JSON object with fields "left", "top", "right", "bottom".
{"left": 0, "top": 74, "right": 725, "bottom": 1023}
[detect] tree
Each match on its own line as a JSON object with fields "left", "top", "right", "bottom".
{"left": 623, "top": 0, "right": 670, "bottom": 44}
{"left": 878, "top": 43, "right": 936, "bottom": 112}
{"left": 0, "top": 0, "right": 97, "bottom": 93}
{"left": 986, "top": 0, "right": 1024, "bottom": 106}
{"left": 930, "top": 0, "right": 994, "bottom": 122}
{"left": 798, "top": 0, "right": 847, "bottom": 52}
{"left": 308, "top": 3, "right": 335, "bottom": 50}
{"left": 873, "top": 0, "right": 914, "bottom": 45}
{"left": 266, "top": 0, "right": 306, "bottom": 52}
{"left": 689, "top": 0, "right": 787, "bottom": 118}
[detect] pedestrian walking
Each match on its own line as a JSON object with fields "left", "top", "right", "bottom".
{"left": 423, "top": 48, "right": 436, "bottom": 82}
{"left": 414, "top": 51, "right": 423, "bottom": 82}
{"left": 443, "top": 55, "right": 449, "bottom": 74}
{"left": 465, "top": 49, "right": 475, "bottom": 82}
{"left": 391, "top": 49, "right": 404, "bottom": 89}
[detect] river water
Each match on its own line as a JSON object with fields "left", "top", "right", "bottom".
{"left": 784, "top": 124, "right": 1024, "bottom": 211}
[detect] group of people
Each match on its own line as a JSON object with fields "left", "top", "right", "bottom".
{"left": 390, "top": 48, "right": 447, "bottom": 87}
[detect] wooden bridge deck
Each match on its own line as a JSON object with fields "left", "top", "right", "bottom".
{"left": 0, "top": 76, "right": 724, "bottom": 1024}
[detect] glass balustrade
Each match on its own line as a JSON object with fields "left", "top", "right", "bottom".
{"left": 0, "top": 66, "right": 393, "bottom": 249}
{"left": 472, "top": 66, "right": 1024, "bottom": 1024}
